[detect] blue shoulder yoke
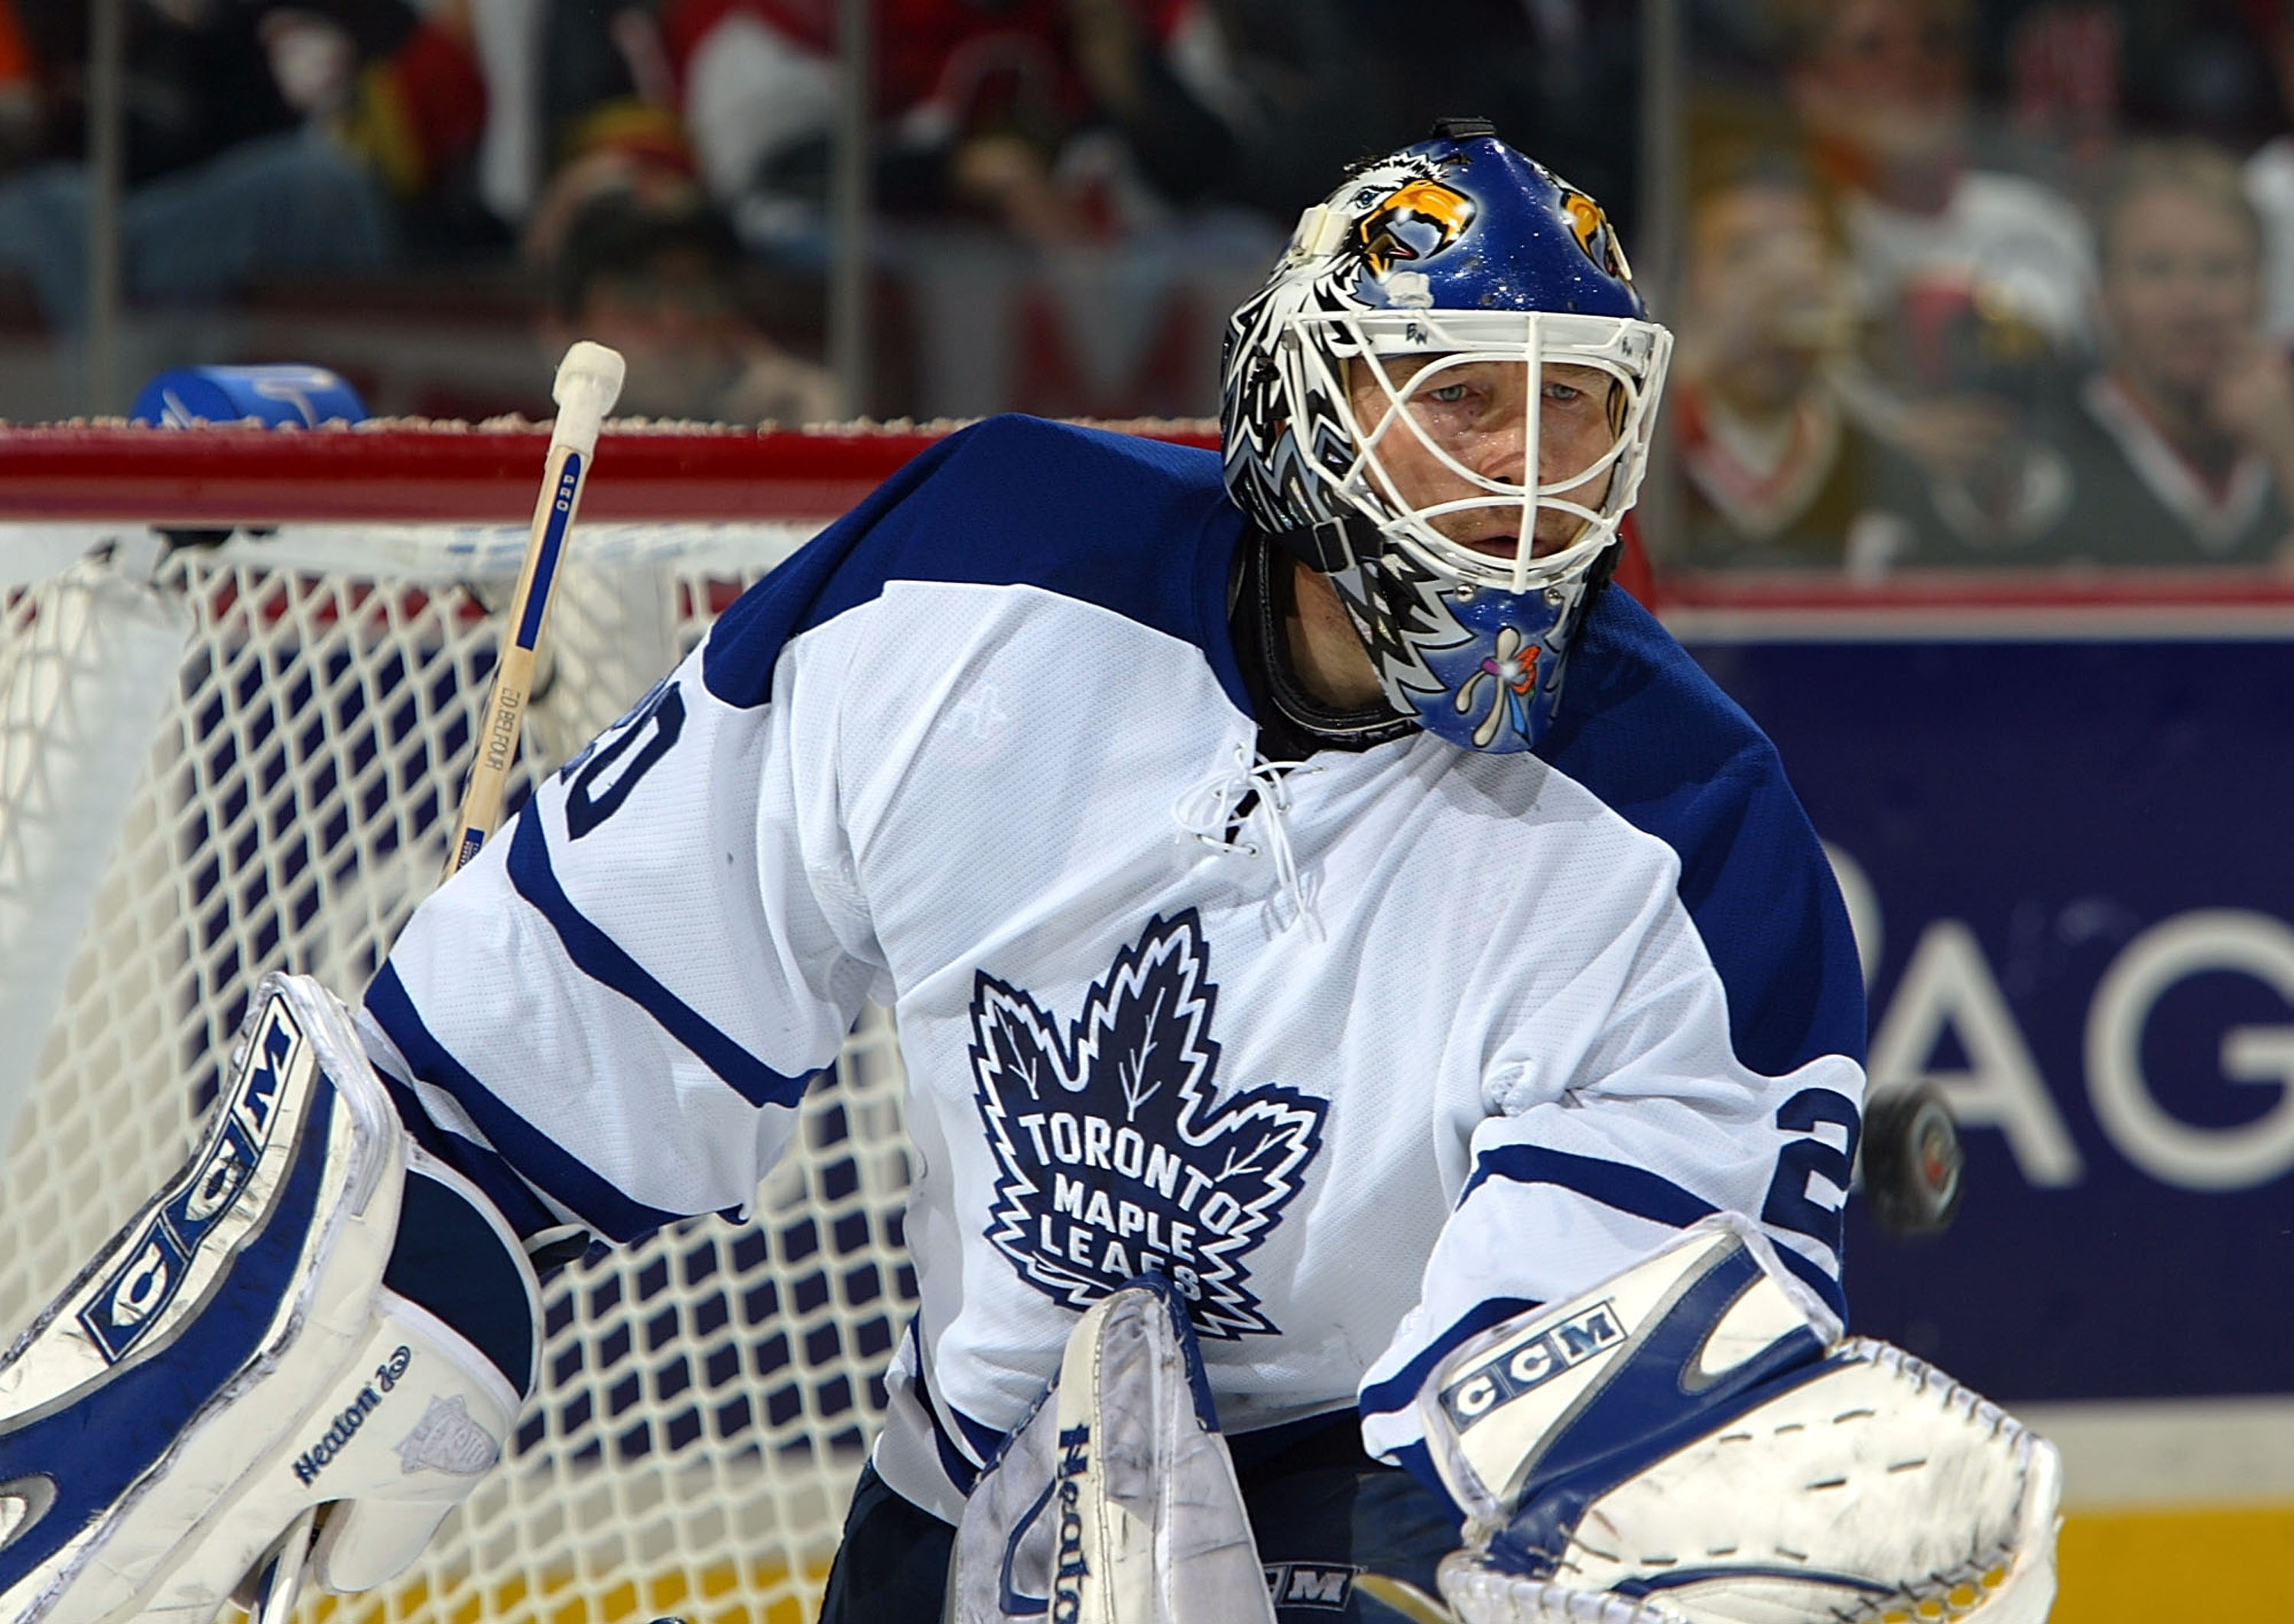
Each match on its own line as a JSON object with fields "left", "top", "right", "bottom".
{"left": 702, "top": 416, "right": 1250, "bottom": 713}
{"left": 1537, "top": 590, "right": 1867, "bottom": 1080}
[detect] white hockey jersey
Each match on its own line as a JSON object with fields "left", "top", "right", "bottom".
{"left": 362, "top": 415, "right": 1868, "bottom": 1523}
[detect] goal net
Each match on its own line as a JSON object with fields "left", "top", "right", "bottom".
{"left": 0, "top": 417, "right": 1204, "bottom": 1624}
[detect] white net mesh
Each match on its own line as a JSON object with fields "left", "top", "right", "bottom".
{"left": 0, "top": 519, "right": 911, "bottom": 1624}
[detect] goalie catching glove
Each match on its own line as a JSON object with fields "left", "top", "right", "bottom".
{"left": 1419, "top": 1214, "right": 2061, "bottom": 1624}
{"left": 0, "top": 972, "right": 541, "bottom": 1624}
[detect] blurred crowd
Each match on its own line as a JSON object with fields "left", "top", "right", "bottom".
{"left": 0, "top": 0, "right": 1632, "bottom": 425}
{"left": 2, "top": 0, "right": 2292, "bottom": 571}
{"left": 1675, "top": 0, "right": 2294, "bottom": 571}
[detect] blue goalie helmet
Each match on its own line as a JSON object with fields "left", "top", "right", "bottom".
{"left": 1220, "top": 121, "right": 1672, "bottom": 752}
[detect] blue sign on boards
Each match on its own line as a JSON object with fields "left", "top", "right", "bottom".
{"left": 1685, "top": 633, "right": 2294, "bottom": 1403}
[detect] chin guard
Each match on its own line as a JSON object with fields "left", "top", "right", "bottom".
{"left": 1269, "top": 516, "right": 1604, "bottom": 752}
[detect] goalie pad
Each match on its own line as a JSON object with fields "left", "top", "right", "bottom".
{"left": 0, "top": 973, "right": 540, "bottom": 1624}
{"left": 947, "top": 1275, "right": 1277, "bottom": 1624}
{"left": 1419, "top": 1216, "right": 2061, "bottom": 1624}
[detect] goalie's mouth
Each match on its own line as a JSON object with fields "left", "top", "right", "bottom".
{"left": 1438, "top": 505, "right": 1603, "bottom": 564}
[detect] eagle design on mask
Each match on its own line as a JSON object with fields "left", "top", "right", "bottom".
{"left": 1560, "top": 188, "right": 1634, "bottom": 285}
{"left": 1355, "top": 178, "right": 1479, "bottom": 275}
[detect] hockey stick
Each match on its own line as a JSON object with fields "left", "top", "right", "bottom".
{"left": 237, "top": 347, "right": 626, "bottom": 1620}
{"left": 1349, "top": 1576, "right": 1456, "bottom": 1624}
{"left": 444, "top": 341, "right": 627, "bottom": 880}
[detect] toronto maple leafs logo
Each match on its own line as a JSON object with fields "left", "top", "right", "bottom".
{"left": 970, "top": 911, "right": 1327, "bottom": 1340}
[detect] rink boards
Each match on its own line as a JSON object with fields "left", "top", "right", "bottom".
{"left": 1672, "top": 593, "right": 2294, "bottom": 1622}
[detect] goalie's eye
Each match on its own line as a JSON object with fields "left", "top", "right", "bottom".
{"left": 1425, "top": 383, "right": 1474, "bottom": 405}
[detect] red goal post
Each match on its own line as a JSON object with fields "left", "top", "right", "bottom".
{"left": 0, "top": 417, "right": 1210, "bottom": 1624}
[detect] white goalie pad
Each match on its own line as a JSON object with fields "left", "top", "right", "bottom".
{"left": 1419, "top": 1216, "right": 2061, "bottom": 1624}
{"left": 947, "top": 1277, "right": 1277, "bottom": 1624}
{"left": 0, "top": 973, "right": 539, "bottom": 1624}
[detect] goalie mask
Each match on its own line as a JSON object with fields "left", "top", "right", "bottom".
{"left": 1220, "top": 121, "right": 1672, "bottom": 752}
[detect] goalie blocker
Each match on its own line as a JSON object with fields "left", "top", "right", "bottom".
{"left": 0, "top": 973, "right": 541, "bottom": 1624}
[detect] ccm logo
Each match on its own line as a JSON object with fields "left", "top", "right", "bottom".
{"left": 1437, "top": 1301, "right": 1626, "bottom": 1431}
{"left": 1262, "top": 1564, "right": 1357, "bottom": 1609}
{"left": 79, "top": 994, "right": 305, "bottom": 1363}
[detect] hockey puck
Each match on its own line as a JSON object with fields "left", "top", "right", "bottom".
{"left": 1860, "top": 1084, "right": 1964, "bottom": 1236}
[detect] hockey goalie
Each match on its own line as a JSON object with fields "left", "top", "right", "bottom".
{"left": 0, "top": 122, "right": 2058, "bottom": 1624}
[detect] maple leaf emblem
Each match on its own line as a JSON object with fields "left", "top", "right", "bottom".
{"left": 968, "top": 910, "right": 1327, "bottom": 1340}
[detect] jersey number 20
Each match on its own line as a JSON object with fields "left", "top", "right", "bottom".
{"left": 564, "top": 683, "right": 687, "bottom": 839}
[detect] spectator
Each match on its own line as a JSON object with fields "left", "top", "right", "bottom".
{"left": 658, "top": 0, "right": 1240, "bottom": 252}
{"left": 2244, "top": 0, "right": 2294, "bottom": 339}
{"left": 538, "top": 169, "right": 837, "bottom": 423}
{"left": 1990, "top": 2, "right": 2283, "bottom": 184}
{"left": 268, "top": 1, "right": 499, "bottom": 254}
{"left": 1781, "top": 0, "right": 2097, "bottom": 350}
{"left": 494, "top": 0, "right": 692, "bottom": 231}
{"left": 1778, "top": 0, "right": 2088, "bottom": 553}
{"left": 2038, "top": 139, "right": 2294, "bottom": 564}
{"left": 0, "top": 0, "right": 488, "bottom": 330}
{"left": 1670, "top": 158, "right": 1932, "bottom": 571}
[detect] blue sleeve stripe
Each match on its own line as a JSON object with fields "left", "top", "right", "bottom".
{"left": 1458, "top": 1145, "right": 1719, "bottom": 1229}
{"left": 930, "top": 1415, "right": 980, "bottom": 1497}
{"left": 1459, "top": 1145, "right": 1850, "bottom": 1324}
{"left": 373, "top": 1069, "right": 559, "bottom": 1239}
{"left": 505, "top": 812, "right": 817, "bottom": 1110}
{"left": 366, "top": 963, "right": 687, "bottom": 1242}
{"left": 1773, "top": 1240, "right": 1848, "bottom": 1323}
{"left": 1357, "top": 1294, "right": 1541, "bottom": 1422}
{"left": 902, "top": 1322, "right": 985, "bottom": 1493}
{"left": 947, "top": 1396, "right": 1007, "bottom": 1465}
